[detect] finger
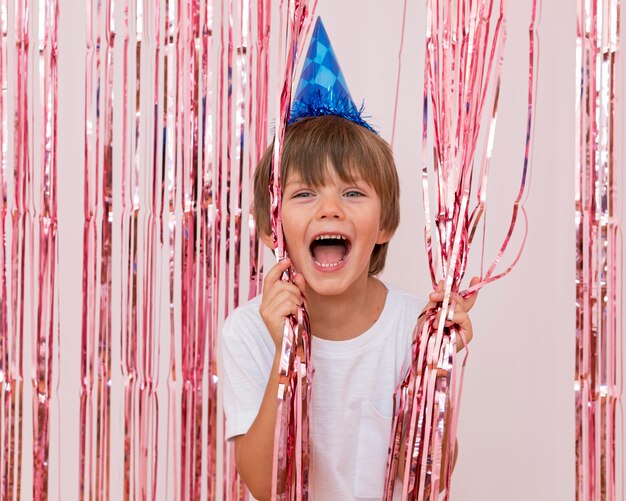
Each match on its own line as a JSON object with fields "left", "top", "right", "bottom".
{"left": 430, "top": 280, "right": 479, "bottom": 307}
{"left": 429, "top": 289, "right": 462, "bottom": 305}
{"left": 463, "top": 276, "right": 481, "bottom": 310}
{"left": 262, "top": 258, "right": 292, "bottom": 294}
{"left": 428, "top": 290, "right": 440, "bottom": 302}
{"left": 265, "top": 290, "right": 304, "bottom": 322}
{"left": 265, "top": 281, "right": 303, "bottom": 306}
{"left": 429, "top": 278, "right": 449, "bottom": 297}
{"left": 427, "top": 283, "right": 444, "bottom": 305}
{"left": 292, "top": 271, "right": 308, "bottom": 297}
{"left": 272, "top": 287, "right": 304, "bottom": 308}
{"left": 272, "top": 294, "right": 303, "bottom": 318}
{"left": 445, "top": 311, "right": 468, "bottom": 327}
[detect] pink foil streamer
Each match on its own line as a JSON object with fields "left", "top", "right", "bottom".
{"left": 221, "top": 11, "right": 242, "bottom": 494}
{"left": 178, "top": 0, "right": 202, "bottom": 496}
{"left": 269, "top": 1, "right": 316, "bottom": 498}
{"left": 214, "top": 0, "right": 229, "bottom": 497}
{"left": 1, "top": 0, "right": 64, "bottom": 497}
{"left": 248, "top": 0, "right": 270, "bottom": 301}
{"left": 35, "top": 0, "right": 58, "bottom": 496}
{"left": 223, "top": 0, "right": 274, "bottom": 497}
{"left": 384, "top": 1, "right": 539, "bottom": 499}
{"left": 0, "top": 0, "right": 24, "bottom": 495}
{"left": 119, "top": 0, "right": 161, "bottom": 497}
{"left": 575, "top": 1, "right": 623, "bottom": 499}
{"left": 201, "top": 2, "right": 222, "bottom": 500}
{"left": 225, "top": 0, "right": 251, "bottom": 499}
{"left": 3, "top": 0, "right": 30, "bottom": 494}
{"left": 0, "top": 0, "right": 62, "bottom": 495}
{"left": 80, "top": 0, "right": 115, "bottom": 497}
{"left": 164, "top": 0, "right": 178, "bottom": 495}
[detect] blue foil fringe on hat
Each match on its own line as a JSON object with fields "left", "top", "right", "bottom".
{"left": 289, "top": 17, "right": 377, "bottom": 134}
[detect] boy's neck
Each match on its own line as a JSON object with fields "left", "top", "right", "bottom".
{"left": 305, "top": 274, "right": 387, "bottom": 342}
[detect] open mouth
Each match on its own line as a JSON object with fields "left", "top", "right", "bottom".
{"left": 309, "top": 234, "right": 352, "bottom": 269}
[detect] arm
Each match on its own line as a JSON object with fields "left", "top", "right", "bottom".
{"left": 233, "top": 258, "right": 306, "bottom": 500}
{"left": 234, "top": 353, "right": 282, "bottom": 501}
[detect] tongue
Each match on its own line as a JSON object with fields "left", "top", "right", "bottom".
{"left": 312, "top": 243, "right": 346, "bottom": 265}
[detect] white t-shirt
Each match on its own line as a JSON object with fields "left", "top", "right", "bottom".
{"left": 220, "top": 284, "right": 426, "bottom": 500}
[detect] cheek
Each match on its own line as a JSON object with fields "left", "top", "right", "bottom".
{"left": 356, "top": 211, "right": 383, "bottom": 239}
{"left": 282, "top": 216, "right": 299, "bottom": 237}
{"left": 280, "top": 210, "right": 306, "bottom": 249}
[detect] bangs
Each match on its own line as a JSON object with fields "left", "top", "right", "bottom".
{"left": 280, "top": 116, "right": 386, "bottom": 190}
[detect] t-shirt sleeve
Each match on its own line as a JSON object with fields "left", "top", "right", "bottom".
{"left": 220, "top": 305, "right": 275, "bottom": 440}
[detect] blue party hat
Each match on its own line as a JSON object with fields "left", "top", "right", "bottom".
{"left": 289, "top": 17, "right": 376, "bottom": 133}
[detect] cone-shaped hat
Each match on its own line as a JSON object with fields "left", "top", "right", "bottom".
{"left": 289, "top": 17, "right": 376, "bottom": 133}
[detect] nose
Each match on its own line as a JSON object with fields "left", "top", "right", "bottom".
{"left": 316, "top": 193, "right": 344, "bottom": 220}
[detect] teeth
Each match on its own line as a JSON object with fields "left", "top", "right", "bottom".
{"left": 314, "top": 234, "right": 346, "bottom": 241}
{"left": 313, "top": 259, "right": 344, "bottom": 268}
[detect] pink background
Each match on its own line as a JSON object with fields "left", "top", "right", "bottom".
{"left": 45, "top": 0, "right": 625, "bottom": 499}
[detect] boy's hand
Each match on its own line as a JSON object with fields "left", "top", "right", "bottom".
{"left": 421, "top": 276, "right": 480, "bottom": 350}
{"left": 259, "top": 258, "right": 307, "bottom": 350}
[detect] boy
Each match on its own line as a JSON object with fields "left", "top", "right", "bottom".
{"left": 220, "top": 114, "right": 478, "bottom": 500}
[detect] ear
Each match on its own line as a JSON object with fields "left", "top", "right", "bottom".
{"left": 376, "top": 228, "right": 394, "bottom": 245}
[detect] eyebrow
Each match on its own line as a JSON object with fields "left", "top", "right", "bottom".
{"left": 283, "top": 178, "right": 307, "bottom": 188}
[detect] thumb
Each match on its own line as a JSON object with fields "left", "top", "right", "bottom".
{"left": 426, "top": 279, "right": 445, "bottom": 309}
{"left": 464, "top": 275, "right": 481, "bottom": 310}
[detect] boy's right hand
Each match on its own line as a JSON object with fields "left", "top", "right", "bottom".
{"left": 259, "top": 258, "right": 307, "bottom": 350}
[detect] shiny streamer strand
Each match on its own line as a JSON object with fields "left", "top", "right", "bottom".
{"left": 248, "top": 0, "right": 271, "bottom": 301}
{"left": 269, "top": 0, "right": 316, "bottom": 499}
{"left": 202, "top": 1, "right": 218, "bottom": 499}
{"left": 0, "top": 0, "right": 63, "bottom": 492}
{"left": 119, "top": 0, "right": 162, "bottom": 497}
{"left": 224, "top": 0, "right": 275, "bottom": 496}
{"left": 80, "top": 0, "right": 115, "bottom": 497}
{"left": 220, "top": 3, "right": 244, "bottom": 493}
{"left": 384, "top": 1, "right": 540, "bottom": 499}
{"left": 163, "top": 0, "right": 177, "bottom": 494}
{"left": 575, "top": 1, "right": 623, "bottom": 499}
{"left": 214, "top": 0, "right": 232, "bottom": 498}
{"left": 177, "top": 0, "right": 207, "bottom": 497}
{"left": 0, "top": 0, "right": 23, "bottom": 495}
{"left": 224, "top": 0, "right": 252, "bottom": 498}
{"left": 0, "top": 0, "right": 61, "bottom": 495}
{"left": 33, "top": 0, "right": 59, "bottom": 497}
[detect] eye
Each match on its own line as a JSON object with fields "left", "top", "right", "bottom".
{"left": 293, "top": 190, "right": 315, "bottom": 199}
{"left": 344, "top": 190, "right": 365, "bottom": 198}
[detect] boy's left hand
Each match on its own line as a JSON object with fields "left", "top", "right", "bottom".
{"left": 421, "top": 276, "right": 481, "bottom": 350}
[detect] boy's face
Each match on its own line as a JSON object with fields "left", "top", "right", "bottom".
{"left": 274, "top": 165, "right": 391, "bottom": 296}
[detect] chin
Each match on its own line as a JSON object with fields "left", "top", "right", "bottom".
{"left": 303, "top": 270, "right": 366, "bottom": 298}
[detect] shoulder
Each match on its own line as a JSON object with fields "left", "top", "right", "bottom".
{"left": 223, "top": 294, "right": 264, "bottom": 332}
{"left": 380, "top": 283, "right": 429, "bottom": 349}
{"left": 379, "top": 283, "right": 429, "bottom": 377}
{"left": 383, "top": 282, "right": 428, "bottom": 319}
{"left": 221, "top": 295, "right": 273, "bottom": 352}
